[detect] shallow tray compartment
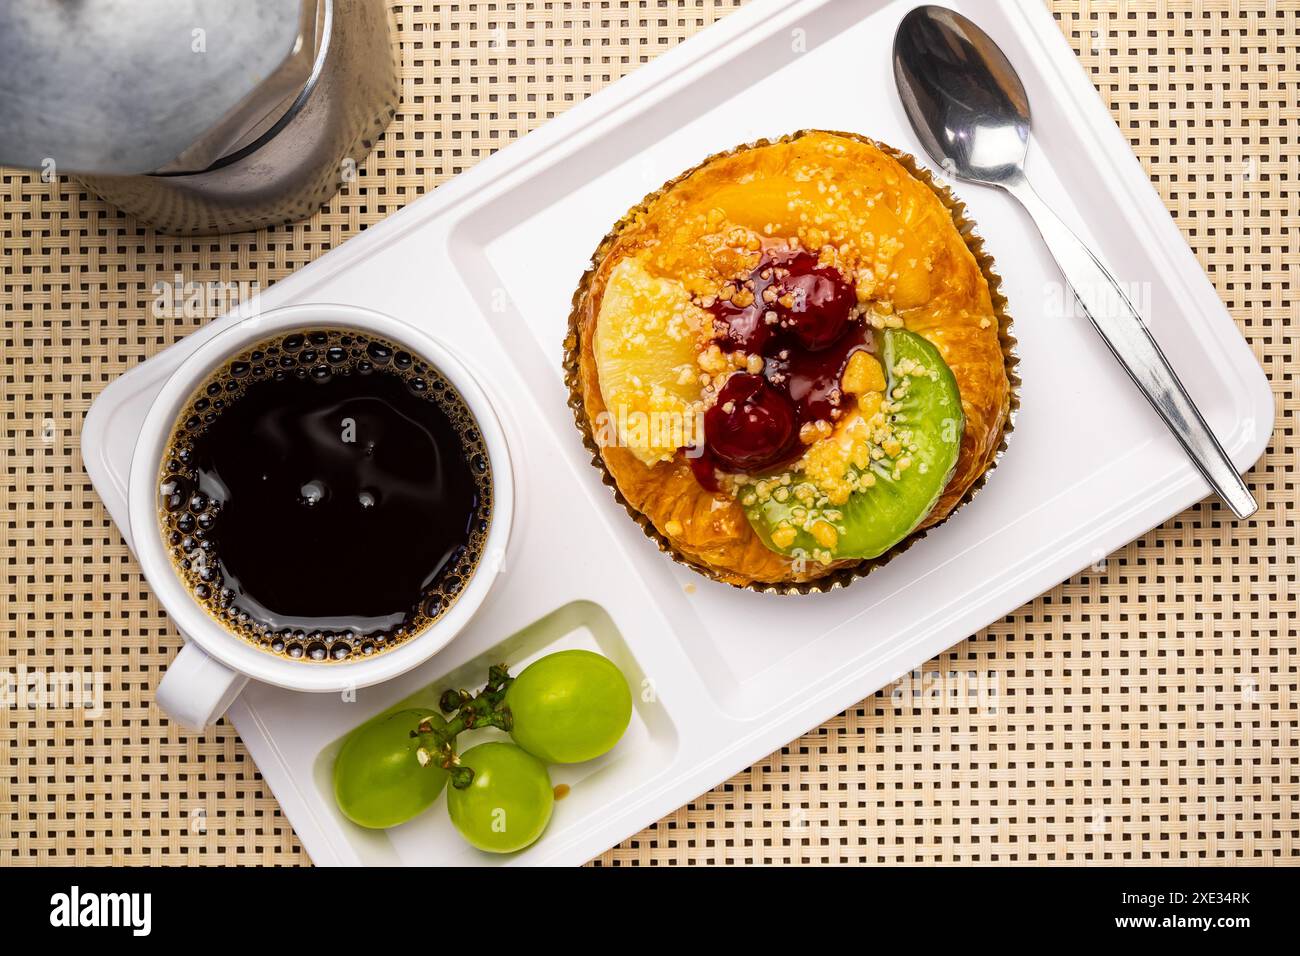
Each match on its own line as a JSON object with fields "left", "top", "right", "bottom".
{"left": 308, "top": 601, "right": 677, "bottom": 866}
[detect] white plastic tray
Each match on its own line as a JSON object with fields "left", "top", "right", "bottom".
{"left": 82, "top": 0, "right": 1272, "bottom": 866}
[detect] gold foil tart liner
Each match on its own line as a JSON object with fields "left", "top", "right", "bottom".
{"left": 562, "top": 130, "right": 1020, "bottom": 595}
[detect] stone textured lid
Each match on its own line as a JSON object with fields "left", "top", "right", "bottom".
{"left": 0, "top": 0, "right": 320, "bottom": 175}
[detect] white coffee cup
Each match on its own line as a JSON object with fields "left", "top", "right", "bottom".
{"left": 128, "top": 303, "right": 514, "bottom": 731}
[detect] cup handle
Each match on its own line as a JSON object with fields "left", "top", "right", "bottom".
{"left": 155, "top": 642, "right": 249, "bottom": 732}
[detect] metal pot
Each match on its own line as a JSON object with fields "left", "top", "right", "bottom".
{"left": 0, "top": 0, "right": 398, "bottom": 235}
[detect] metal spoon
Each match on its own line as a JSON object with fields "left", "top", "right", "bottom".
{"left": 893, "top": 5, "right": 1257, "bottom": 518}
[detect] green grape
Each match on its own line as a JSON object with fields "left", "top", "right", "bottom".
{"left": 447, "top": 742, "right": 553, "bottom": 853}
{"left": 333, "top": 708, "right": 448, "bottom": 829}
{"left": 505, "top": 649, "right": 632, "bottom": 763}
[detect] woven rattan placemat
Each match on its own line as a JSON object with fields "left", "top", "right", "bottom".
{"left": 1, "top": 0, "right": 1295, "bottom": 865}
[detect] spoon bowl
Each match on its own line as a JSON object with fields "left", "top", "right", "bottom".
{"left": 894, "top": 5, "right": 1030, "bottom": 187}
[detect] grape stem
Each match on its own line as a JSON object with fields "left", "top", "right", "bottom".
{"left": 413, "top": 663, "right": 514, "bottom": 789}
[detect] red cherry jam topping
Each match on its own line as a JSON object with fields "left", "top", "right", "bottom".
{"left": 703, "top": 373, "right": 797, "bottom": 472}
{"left": 776, "top": 254, "right": 857, "bottom": 350}
{"left": 700, "top": 248, "right": 872, "bottom": 478}
{"left": 765, "top": 322, "right": 872, "bottom": 426}
{"left": 688, "top": 447, "right": 723, "bottom": 493}
{"left": 710, "top": 250, "right": 856, "bottom": 355}
{"left": 712, "top": 295, "right": 774, "bottom": 355}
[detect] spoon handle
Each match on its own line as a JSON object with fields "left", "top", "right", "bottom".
{"left": 1006, "top": 178, "right": 1258, "bottom": 519}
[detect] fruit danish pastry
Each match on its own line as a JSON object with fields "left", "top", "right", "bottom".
{"left": 566, "top": 131, "right": 1015, "bottom": 589}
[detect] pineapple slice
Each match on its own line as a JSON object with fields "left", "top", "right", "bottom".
{"left": 594, "top": 257, "right": 708, "bottom": 464}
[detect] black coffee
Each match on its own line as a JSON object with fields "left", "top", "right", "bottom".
{"left": 158, "top": 329, "right": 493, "bottom": 662}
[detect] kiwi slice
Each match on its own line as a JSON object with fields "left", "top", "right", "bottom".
{"left": 744, "top": 328, "right": 964, "bottom": 562}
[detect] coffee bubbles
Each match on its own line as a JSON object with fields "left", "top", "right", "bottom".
{"left": 157, "top": 329, "right": 493, "bottom": 663}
